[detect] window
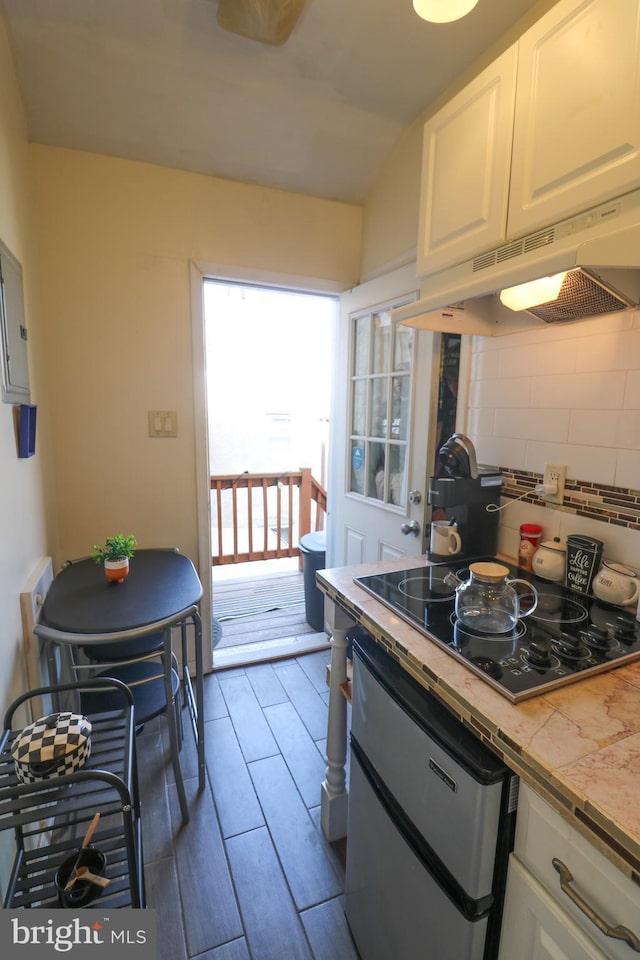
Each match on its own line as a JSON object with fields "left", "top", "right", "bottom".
{"left": 348, "top": 305, "right": 414, "bottom": 508}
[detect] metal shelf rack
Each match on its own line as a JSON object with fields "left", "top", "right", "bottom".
{"left": 0, "top": 679, "right": 145, "bottom": 909}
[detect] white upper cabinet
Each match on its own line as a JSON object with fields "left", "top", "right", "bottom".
{"left": 416, "top": 45, "right": 517, "bottom": 275}
{"left": 508, "top": 0, "right": 640, "bottom": 238}
{"left": 416, "top": 0, "right": 640, "bottom": 277}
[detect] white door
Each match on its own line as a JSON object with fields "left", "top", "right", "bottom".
{"left": 328, "top": 264, "right": 449, "bottom": 567}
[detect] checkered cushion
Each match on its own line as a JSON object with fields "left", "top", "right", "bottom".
{"left": 11, "top": 712, "right": 92, "bottom": 784}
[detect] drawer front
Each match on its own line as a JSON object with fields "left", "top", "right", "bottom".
{"left": 499, "top": 856, "right": 608, "bottom": 960}
{"left": 515, "top": 784, "right": 640, "bottom": 960}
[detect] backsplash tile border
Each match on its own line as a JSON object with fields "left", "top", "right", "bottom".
{"left": 501, "top": 469, "right": 640, "bottom": 532}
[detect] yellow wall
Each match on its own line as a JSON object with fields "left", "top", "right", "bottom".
{"left": 0, "top": 14, "right": 52, "bottom": 715}
{"left": 29, "top": 146, "right": 362, "bottom": 566}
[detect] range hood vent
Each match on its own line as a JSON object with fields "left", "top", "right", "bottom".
{"left": 394, "top": 189, "right": 640, "bottom": 337}
{"left": 474, "top": 227, "right": 557, "bottom": 272}
{"left": 527, "top": 268, "right": 634, "bottom": 324}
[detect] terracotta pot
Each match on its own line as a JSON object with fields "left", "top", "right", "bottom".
{"left": 104, "top": 558, "right": 130, "bottom": 583}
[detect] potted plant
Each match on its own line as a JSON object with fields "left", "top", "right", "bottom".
{"left": 91, "top": 534, "right": 137, "bottom": 583}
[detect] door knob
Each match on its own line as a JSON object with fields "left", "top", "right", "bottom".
{"left": 408, "top": 490, "right": 422, "bottom": 504}
{"left": 401, "top": 520, "right": 421, "bottom": 537}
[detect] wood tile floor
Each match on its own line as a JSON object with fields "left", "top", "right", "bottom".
{"left": 137, "top": 650, "right": 359, "bottom": 960}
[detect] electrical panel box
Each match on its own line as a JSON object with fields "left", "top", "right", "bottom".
{"left": 0, "top": 238, "right": 30, "bottom": 404}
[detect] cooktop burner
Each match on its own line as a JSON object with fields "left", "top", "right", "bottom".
{"left": 354, "top": 558, "right": 640, "bottom": 702}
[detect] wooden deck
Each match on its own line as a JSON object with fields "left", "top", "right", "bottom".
{"left": 212, "top": 567, "right": 329, "bottom": 670}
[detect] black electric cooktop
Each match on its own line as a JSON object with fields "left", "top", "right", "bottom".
{"left": 354, "top": 558, "right": 640, "bottom": 702}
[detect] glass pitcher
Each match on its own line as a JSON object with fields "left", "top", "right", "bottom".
{"left": 444, "top": 561, "right": 538, "bottom": 634}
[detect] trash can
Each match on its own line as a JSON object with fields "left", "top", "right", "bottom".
{"left": 299, "top": 530, "right": 326, "bottom": 632}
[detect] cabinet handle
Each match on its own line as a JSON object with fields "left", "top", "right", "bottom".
{"left": 552, "top": 857, "right": 640, "bottom": 953}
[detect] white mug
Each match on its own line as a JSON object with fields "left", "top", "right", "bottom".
{"left": 592, "top": 561, "right": 640, "bottom": 607}
{"left": 430, "top": 520, "right": 462, "bottom": 557}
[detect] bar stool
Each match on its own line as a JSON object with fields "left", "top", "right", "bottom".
{"left": 63, "top": 557, "right": 184, "bottom": 744}
{"left": 42, "top": 627, "right": 189, "bottom": 825}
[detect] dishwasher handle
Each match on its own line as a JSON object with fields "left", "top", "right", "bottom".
{"left": 552, "top": 857, "right": 640, "bottom": 953}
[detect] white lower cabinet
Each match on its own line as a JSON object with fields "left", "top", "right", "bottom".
{"left": 499, "top": 784, "right": 640, "bottom": 960}
{"left": 499, "top": 856, "right": 608, "bottom": 960}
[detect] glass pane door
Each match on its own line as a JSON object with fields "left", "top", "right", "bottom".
{"left": 348, "top": 306, "right": 414, "bottom": 509}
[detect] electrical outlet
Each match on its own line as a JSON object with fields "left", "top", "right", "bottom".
{"left": 542, "top": 463, "right": 566, "bottom": 503}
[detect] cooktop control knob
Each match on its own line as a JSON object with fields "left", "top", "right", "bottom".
{"left": 612, "top": 616, "right": 638, "bottom": 645}
{"left": 555, "top": 631, "right": 589, "bottom": 661}
{"left": 526, "top": 640, "right": 553, "bottom": 668}
{"left": 582, "top": 623, "right": 613, "bottom": 649}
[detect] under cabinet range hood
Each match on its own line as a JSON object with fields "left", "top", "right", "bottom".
{"left": 394, "top": 189, "right": 640, "bottom": 337}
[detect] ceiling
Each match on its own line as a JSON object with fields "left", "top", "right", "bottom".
{"left": 1, "top": 0, "right": 541, "bottom": 204}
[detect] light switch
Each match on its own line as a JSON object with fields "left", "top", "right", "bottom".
{"left": 148, "top": 410, "right": 178, "bottom": 438}
{"left": 163, "top": 412, "right": 177, "bottom": 437}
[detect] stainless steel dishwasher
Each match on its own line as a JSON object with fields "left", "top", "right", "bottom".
{"left": 345, "top": 634, "right": 518, "bottom": 960}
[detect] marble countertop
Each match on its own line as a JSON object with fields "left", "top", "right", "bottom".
{"left": 318, "top": 557, "right": 640, "bottom": 882}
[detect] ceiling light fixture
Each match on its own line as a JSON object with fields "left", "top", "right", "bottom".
{"left": 412, "top": 0, "right": 479, "bottom": 24}
{"left": 499, "top": 272, "right": 569, "bottom": 312}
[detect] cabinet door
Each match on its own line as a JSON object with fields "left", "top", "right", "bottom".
{"left": 499, "top": 857, "right": 608, "bottom": 960}
{"left": 514, "top": 783, "right": 640, "bottom": 960}
{"left": 509, "top": 0, "right": 640, "bottom": 238}
{"left": 416, "top": 45, "right": 517, "bottom": 275}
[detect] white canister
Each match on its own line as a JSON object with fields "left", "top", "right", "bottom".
{"left": 592, "top": 561, "right": 640, "bottom": 607}
{"left": 531, "top": 538, "right": 566, "bottom": 582}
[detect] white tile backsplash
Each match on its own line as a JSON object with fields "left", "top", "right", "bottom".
{"left": 568, "top": 410, "right": 621, "bottom": 448}
{"left": 623, "top": 369, "right": 640, "bottom": 408}
{"left": 494, "top": 407, "right": 570, "bottom": 442}
{"left": 535, "top": 441, "right": 617, "bottom": 483}
{"left": 615, "top": 448, "right": 640, "bottom": 489}
{"left": 469, "top": 375, "right": 532, "bottom": 409}
{"left": 470, "top": 348, "right": 501, "bottom": 381}
{"left": 497, "top": 338, "right": 578, "bottom": 378}
{"left": 568, "top": 410, "right": 640, "bottom": 450}
{"left": 530, "top": 371, "right": 626, "bottom": 409}
{"left": 468, "top": 311, "right": 640, "bottom": 561}
{"left": 474, "top": 436, "right": 527, "bottom": 470}
{"left": 466, "top": 406, "right": 495, "bottom": 437}
{"left": 575, "top": 327, "right": 640, "bottom": 372}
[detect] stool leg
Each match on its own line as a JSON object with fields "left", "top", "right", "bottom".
{"left": 167, "top": 698, "right": 189, "bottom": 825}
{"left": 174, "top": 689, "right": 184, "bottom": 750}
{"left": 163, "top": 631, "right": 189, "bottom": 825}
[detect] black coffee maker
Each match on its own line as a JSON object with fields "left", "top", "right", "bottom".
{"left": 428, "top": 433, "right": 502, "bottom": 561}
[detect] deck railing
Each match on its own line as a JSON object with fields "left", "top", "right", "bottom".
{"left": 210, "top": 468, "right": 327, "bottom": 566}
